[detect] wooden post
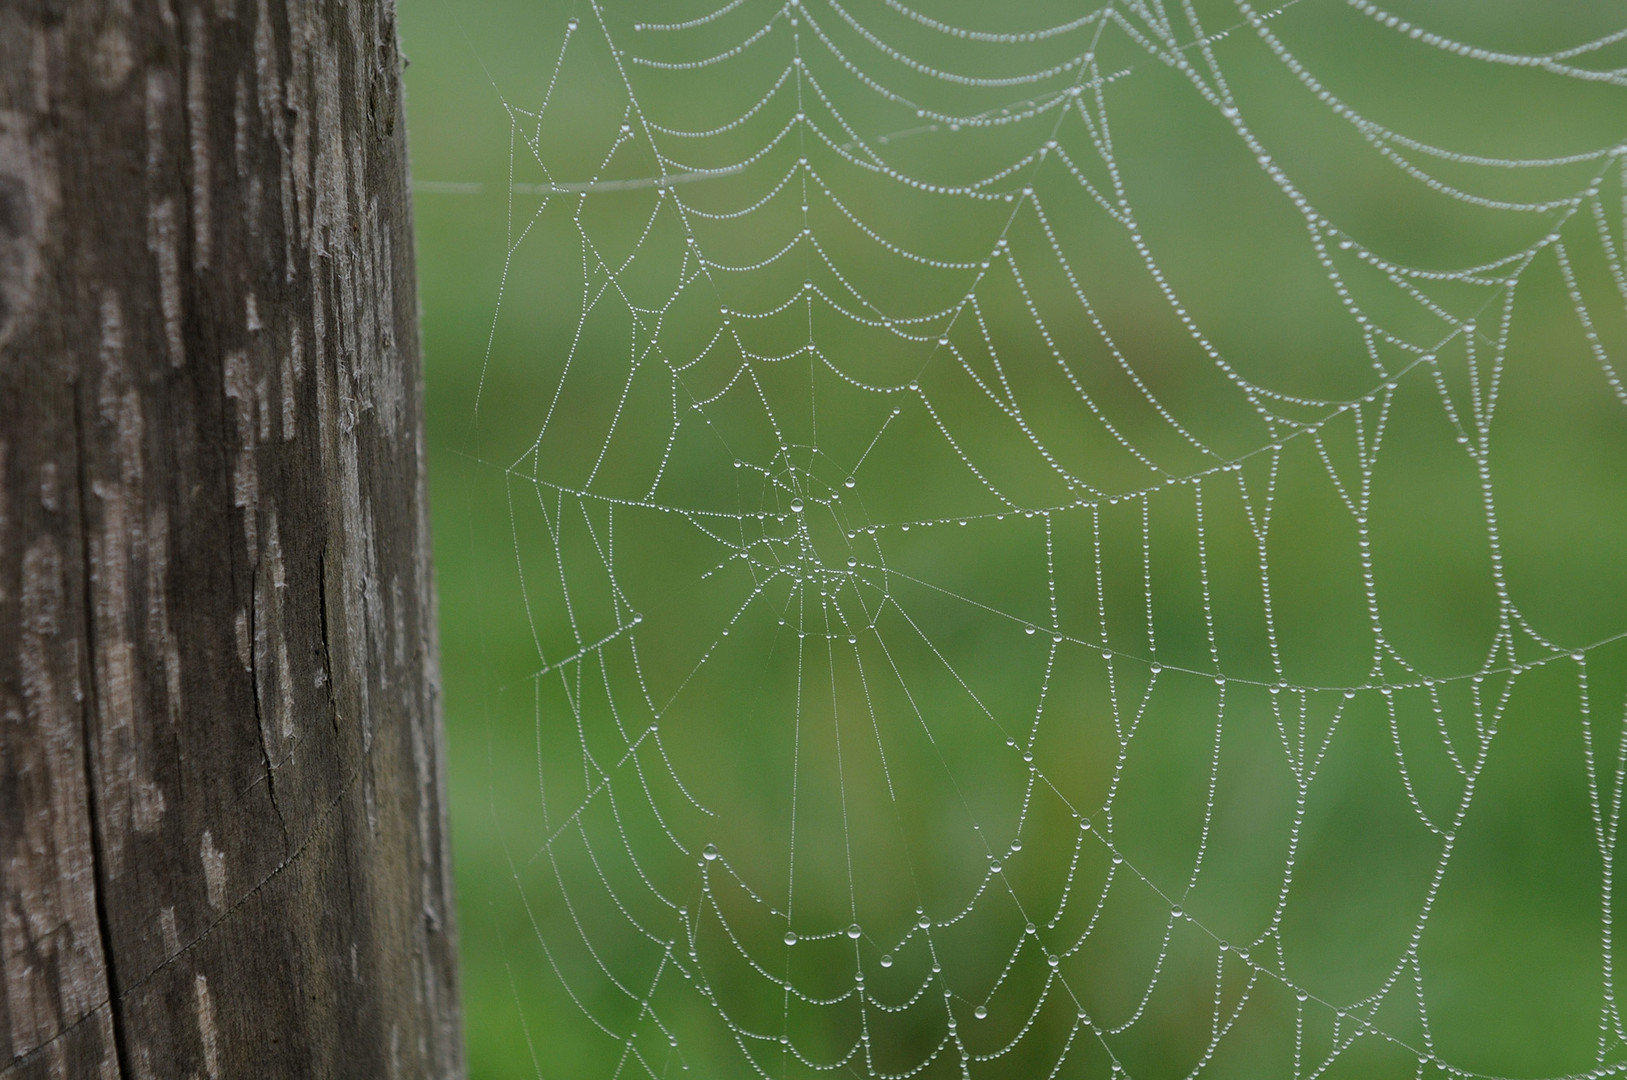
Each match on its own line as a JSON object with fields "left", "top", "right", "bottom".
{"left": 0, "top": 2, "right": 462, "bottom": 1077}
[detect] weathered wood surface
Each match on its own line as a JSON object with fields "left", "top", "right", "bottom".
{"left": 0, "top": 1, "right": 462, "bottom": 1076}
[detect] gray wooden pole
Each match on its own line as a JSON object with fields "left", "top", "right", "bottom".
{"left": 0, "top": 2, "right": 462, "bottom": 1077}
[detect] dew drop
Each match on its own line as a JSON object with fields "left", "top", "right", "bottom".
{"left": 1297, "top": 989, "right": 1309, "bottom": 1002}
{"left": 790, "top": 499, "right": 804, "bottom": 513}
{"left": 566, "top": 16, "right": 579, "bottom": 30}
{"left": 847, "top": 558, "right": 858, "bottom": 568}
{"left": 848, "top": 923, "right": 862, "bottom": 939}
{"left": 974, "top": 1006, "right": 988, "bottom": 1019}
{"left": 702, "top": 843, "right": 718, "bottom": 861}
{"left": 785, "top": 931, "right": 798, "bottom": 945}
{"left": 918, "top": 914, "right": 931, "bottom": 929}
{"left": 1025, "top": 922, "right": 1036, "bottom": 935}
{"left": 1047, "top": 954, "right": 1060, "bottom": 968}
{"left": 1171, "top": 905, "right": 1184, "bottom": 919}
{"left": 1025, "top": 626, "right": 1037, "bottom": 635}
{"left": 845, "top": 476, "right": 856, "bottom": 488}
{"left": 879, "top": 954, "right": 893, "bottom": 968}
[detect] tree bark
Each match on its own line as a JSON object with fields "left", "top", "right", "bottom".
{"left": 0, "top": 2, "right": 461, "bottom": 1077}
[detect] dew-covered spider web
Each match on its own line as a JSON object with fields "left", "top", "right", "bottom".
{"left": 443, "top": 0, "right": 1627, "bottom": 1076}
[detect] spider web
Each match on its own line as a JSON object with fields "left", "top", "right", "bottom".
{"left": 451, "top": 1, "right": 1627, "bottom": 1076}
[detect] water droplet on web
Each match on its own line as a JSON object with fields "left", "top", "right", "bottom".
{"left": 1025, "top": 626, "right": 1036, "bottom": 635}
{"left": 784, "top": 930, "right": 797, "bottom": 945}
{"left": 790, "top": 499, "right": 804, "bottom": 513}
{"left": 847, "top": 558, "right": 857, "bottom": 568}
{"left": 848, "top": 923, "right": 862, "bottom": 939}
{"left": 845, "top": 476, "right": 856, "bottom": 488}
{"left": 918, "top": 914, "right": 931, "bottom": 929}
{"left": 1171, "top": 905, "right": 1184, "bottom": 919}
{"left": 1047, "top": 954, "right": 1060, "bottom": 968}
{"left": 879, "top": 954, "right": 893, "bottom": 968}
{"left": 1297, "top": 989, "right": 1309, "bottom": 1002}
{"left": 974, "top": 1006, "right": 988, "bottom": 1019}
{"left": 566, "top": 16, "right": 579, "bottom": 30}
{"left": 1025, "top": 922, "right": 1036, "bottom": 935}
{"left": 702, "top": 843, "right": 718, "bottom": 861}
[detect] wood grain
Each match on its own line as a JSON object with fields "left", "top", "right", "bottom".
{"left": 0, "top": 2, "right": 462, "bottom": 1076}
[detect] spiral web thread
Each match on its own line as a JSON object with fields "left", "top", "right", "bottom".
{"left": 463, "top": 1, "right": 1627, "bottom": 1076}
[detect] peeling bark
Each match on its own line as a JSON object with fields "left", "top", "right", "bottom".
{"left": 0, "top": 2, "right": 462, "bottom": 1077}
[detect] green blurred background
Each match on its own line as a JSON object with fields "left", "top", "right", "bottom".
{"left": 397, "top": 2, "right": 1627, "bottom": 1077}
